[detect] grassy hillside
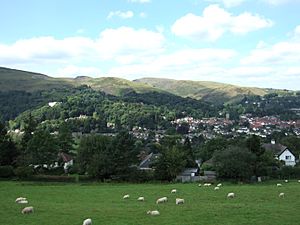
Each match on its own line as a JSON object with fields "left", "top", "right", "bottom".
{"left": 135, "top": 78, "right": 268, "bottom": 104}
{"left": 1, "top": 181, "right": 300, "bottom": 225}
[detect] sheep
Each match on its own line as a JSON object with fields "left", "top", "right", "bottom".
{"left": 123, "top": 194, "right": 130, "bottom": 199}
{"left": 203, "top": 183, "right": 211, "bottom": 187}
{"left": 176, "top": 198, "right": 184, "bottom": 205}
{"left": 217, "top": 183, "right": 222, "bottom": 187}
{"left": 276, "top": 183, "right": 282, "bottom": 187}
{"left": 171, "top": 189, "right": 177, "bottom": 193}
{"left": 279, "top": 192, "right": 285, "bottom": 198}
{"left": 156, "top": 197, "right": 168, "bottom": 204}
{"left": 137, "top": 197, "right": 145, "bottom": 201}
{"left": 298, "top": 180, "right": 300, "bottom": 183}
{"left": 214, "top": 187, "right": 220, "bottom": 191}
{"left": 18, "top": 200, "right": 28, "bottom": 204}
{"left": 21, "top": 206, "right": 34, "bottom": 214}
{"left": 15, "top": 197, "right": 27, "bottom": 203}
{"left": 83, "top": 218, "right": 92, "bottom": 225}
{"left": 284, "top": 179, "right": 288, "bottom": 183}
{"left": 198, "top": 184, "right": 202, "bottom": 187}
{"left": 227, "top": 192, "right": 235, "bottom": 198}
{"left": 147, "top": 210, "right": 160, "bottom": 216}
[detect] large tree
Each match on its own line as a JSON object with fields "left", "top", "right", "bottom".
{"left": 0, "top": 122, "right": 18, "bottom": 166}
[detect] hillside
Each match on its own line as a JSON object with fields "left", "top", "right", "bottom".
{"left": 134, "top": 78, "right": 268, "bottom": 104}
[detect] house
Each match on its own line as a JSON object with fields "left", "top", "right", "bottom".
{"left": 263, "top": 141, "right": 296, "bottom": 167}
{"left": 176, "top": 167, "right": 200, "bottom": 183}
{"left": 138, "top": 152, "right": 160, "bottom": 170}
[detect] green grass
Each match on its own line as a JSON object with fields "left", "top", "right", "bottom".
{"left": 1, "top": 181, "right": 300, "bottom": 225}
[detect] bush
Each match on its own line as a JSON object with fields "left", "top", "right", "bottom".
{"left": 0, "top": 166, "right": 14, "bottom": 178}
{"left": 14, "top": 166, "right": 34, "bottom": 178}
{"left": 30, "top": 175, "right": 76, "bottom": 182}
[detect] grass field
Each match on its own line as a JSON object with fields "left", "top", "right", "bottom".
{"left": 1, "top": 181, "right": 300, "bottom": 225}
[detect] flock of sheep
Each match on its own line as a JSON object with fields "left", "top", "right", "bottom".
{"left": 15, "top": 180, "right": 299, "bottom": 224}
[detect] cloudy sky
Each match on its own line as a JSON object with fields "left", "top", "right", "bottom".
{"left": 1, "top": 0, "right": 300, "bottom": 89}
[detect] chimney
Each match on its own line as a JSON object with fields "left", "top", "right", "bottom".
{"left": 271, "top": 140, "right": 275, "bottom": 145}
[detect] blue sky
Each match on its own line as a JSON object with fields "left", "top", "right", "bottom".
{"left": 1, "top": 0, "right": 300, "bottom": 89}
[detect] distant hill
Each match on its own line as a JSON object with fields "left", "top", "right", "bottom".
{"left": 134, "top": 78, "right": 268, "bottom": 104}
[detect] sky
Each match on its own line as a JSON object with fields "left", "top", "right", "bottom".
{"left": 1, "top": 0, "right": 300, "bottom": 90}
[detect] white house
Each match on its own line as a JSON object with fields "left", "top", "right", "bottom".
{"left": 263, "top": 142, "right": 296, "bottom": 167}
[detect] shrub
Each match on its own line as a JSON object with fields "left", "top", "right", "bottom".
{"left": 14, "top": 166, "right": 34, "bottom": 178}
{"left": 30, "top": 175, "right": 76, "bottom": 182}
{"left": 0, "top": 165, "right": 14, "bottom": 178}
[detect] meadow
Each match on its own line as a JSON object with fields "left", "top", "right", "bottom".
{"left": 1, "top": 181, "right": 300, "bottom": 225}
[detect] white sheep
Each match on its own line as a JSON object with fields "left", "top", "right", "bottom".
{"left": 203, "top": 183, "right": 211, "bottom": 187}
{"left": 171, "top": 189, "right": 177, "bottom": 193}
{"left": 227, "top": 192, "right": 235, "bottom": 198}
{"left": 276, "top": 183, "right": 282, "bottom": 187}
{"left": 18, "top": 200, "right": 28, "bottom": 204}
{"left": 147, "top": 210, "right": 160, "bottom": 216}
{"left": 83, "top": 218, "right": 92, "bottom": 225}
{"left": 156, "top": 197, "right": 168, "bottom": 204}
{"left": 279, "top": 192, "right": 285, "bottom": 198}
{"left": 21, "top": 206, "right": 34, "bottom": 214}
{"left": 217, "top": 183, "right": 222, "bottom": 187}
{"left": 137, "top": 196, "right": 145, "bottom": 201}
{"left": 284, "top": 179, "right": 288, "bottom": 183}
{"left": 176, "top": 198, "right": 184, "bottom": 205}
{"left": 15, "top": 197, "right": 27, "bottom": 203}
{"left": 214, "top": 187, "right": 220, "bottom": 191}
{"left": 298, "top": 180, "right": 300, "bottom": 183}
{"left": 123, "top": 194, "right": 130, "bottom": 199}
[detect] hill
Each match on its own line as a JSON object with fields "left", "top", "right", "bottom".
{"left": 134, "top": 78, "right": 268, "bottom": 104}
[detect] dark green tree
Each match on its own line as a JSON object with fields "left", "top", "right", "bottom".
{"left": 0, "top": 122, "right": 18, "bottom": 166}
{"left": 57, "top": 122, "right": 74, "bottom": 153}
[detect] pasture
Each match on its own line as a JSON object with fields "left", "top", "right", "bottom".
{"left": 1, "top": 181, "right": 300, "bottom": 225}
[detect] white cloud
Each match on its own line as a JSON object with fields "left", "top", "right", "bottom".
{"left": 56, "top": 65, "right": 102, "bottom": 77}
{"left": 262, "top": 0, "right": 294, "bottom": 5}
{"left": 107, "top": 10, "right": 134, "bottom": 19}
{"left": 128, "top": 0, "right": 151, "bottom": 3}
{"left": 171, "top": 4, "right": 273, "bottom": 41}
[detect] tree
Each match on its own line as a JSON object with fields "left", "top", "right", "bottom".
{"left": 154, "top": 145, "right": 186, "bottom": 181}
{"left": 25, "top": 129, "right": 58, "bottom": 168}
{"left": 183, "top": 137, "right": 196, "bottom": 167}
{"left": 57, "top": 122, "right": 74, "bottom": 154}
{"left": 0, "top": 122, "right": 18, "bottom": 166}
{"left": 197, "top": 137, "right": 228, "bottom": 162}
{"left": 213, "top": 146, "right": 255, "bottom": 180}
{"left": 20, "top": 113, "right": 37, "bottom": 151}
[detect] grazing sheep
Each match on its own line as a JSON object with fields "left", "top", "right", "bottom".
{"left": 214, "top": 187, "right": 220, "bottom": 191}
{"left": 21, "top": 206, "right": 34, "bottom": 214}
{"left": 277, "top": 183, "right": 282, "bottom": 187}
{"left": 284, "top": 180, "right": 288, "bottom": 183}
{"left": 171, "top": 189, "right": 177, "bottom": 193}
{"left": 298, "top": 180, "right": 300, "bottom": 183}
{"left": 123, "top": 194, "right": 130, "bottom": 199}
{"left": 227, "top": 192, "right": 235, "bottom": 198}
{"left": 279, "top": 192, "right": 285, "bottom": 198}
{"left": 176, "top": 198, "right": 184, "bottom": 205}
{"left": 83, "top": 218, "right": 92, "bottom": 225}
{"left": 147, "top": 210, "right": 160, "bottom": 216}
{"left": 15, "top": 197, "right": 27, "bottom": 203}
{"left": 18, "top": 200, "right": 28, "bottom": 204}
{"left": 217, "top": 183, "right": 222, "bottom": 187}
{"left": 138, "top": 197, "right": 145, "bottom": 201}
{"left": 198, "top": 184, "right": 202, "bottom": 187}
{"left": 156, "top": 197, "right": 168, "bottom": 204}
{"left": 203, "top": 183, "right": 211, "bottom": 187}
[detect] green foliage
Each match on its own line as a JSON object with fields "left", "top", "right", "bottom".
{"left": 14, "top": 166, "right": 34, "bottom": 178}
{"left": 0, "top": 122, "right": 18, "bottom": 166}
{"left": 213, "top": 146, "right": 255, "bottom": 180}
{"left": 0, "top": 165, "right": 14, "bottom": 178}
{"left": 197, "top": 137, "right": 228, "bottom": 162}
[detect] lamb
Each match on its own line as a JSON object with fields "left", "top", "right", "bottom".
{"left": 203, "top": 183, "right": 211, "bottom": 187}
{"left": 83, "top": 218, "right": 92, "bottom": 225}
{"left": 18, "top": 200, "right": 28, "bottom": 204}
{"left": 276, "top": 183, "right": 282, "bottom": 187}
{"left": 15, "top": 197, "right": 27, "bottom": 203}
{"left": 21, "top": 206, "right": 34, "bottom": 214}
{"left": 147, "top": 210, "right": 160, "bottom": 216}
{"left": 227, "top": 192, "right": 235, "bottom": 198}
{"left": 176, "top": 198, "right": 184, "bottom": 205}
{"left": 214, "top": 187, "right": 220, "bottom": 191}
{"left": 123, "top": 194, "right": 130, "bottom": 199}
{"left": 217, "top": 183, "right": 222, "bottom": 187}
{"left": 284, "top": 179, "right": 288, "bottom": 183}
{"left": 171, "top": 189, "right": 177, "bottom": 193}
{"left": 156, "top": 197, "right": 168, "bottom": 204}
{"left": 137, "top": 197, "right": 145, "bottom": 201}
{"left": 279, "top": 192, "right": 285, "bottom": 198}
